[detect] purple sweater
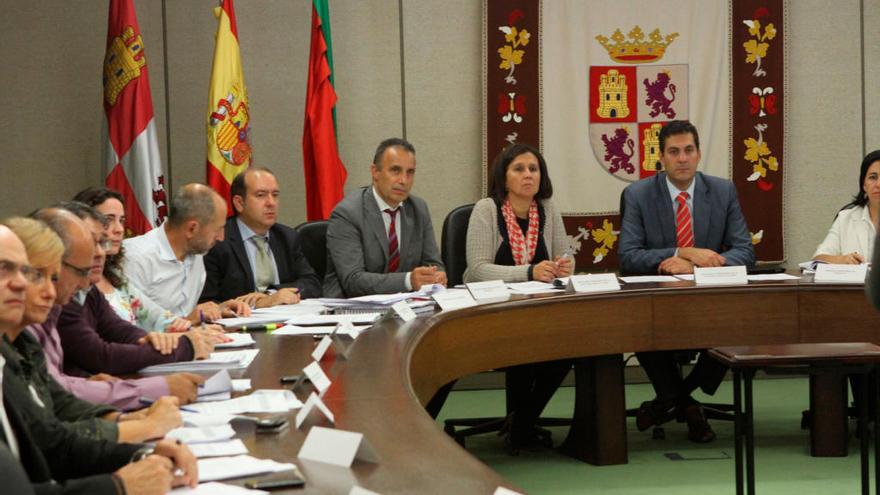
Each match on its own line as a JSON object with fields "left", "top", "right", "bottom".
{"left": 57, "top": 286, "right": 194, "bottom": 376}
{"left": 26, "top": 306, "right": 170, "bottom": 411}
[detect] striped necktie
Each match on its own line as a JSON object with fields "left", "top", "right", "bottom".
{"left": 385, "top": 208, "right": 400, "bottom": 272}
{"left": 675, "top": 192, "right": 694, "bottom": 248}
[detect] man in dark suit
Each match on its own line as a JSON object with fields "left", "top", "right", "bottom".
{"left": 618, "top": 120, "right": 755, "bottom": 443}
{"left": 201, "top": 167, "right": 322, "bottom": 308}
{"left": 323, "top": 138, "right": 447, "bottom": 298}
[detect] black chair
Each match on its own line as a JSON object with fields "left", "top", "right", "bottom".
{"left": 618, "top": 190, "right": 733, "bottom": 439}
{"left": 436, "top": 204, "right": 570, "bottom": 452}
{"left": 294, "top": 220, "right": 329, "bottom": 281}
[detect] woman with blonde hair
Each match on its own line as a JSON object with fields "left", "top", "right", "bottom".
{"left": 4, "top": 216, "right": 181, "bottom": 442}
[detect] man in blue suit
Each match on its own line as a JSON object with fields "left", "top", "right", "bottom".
{"left": 618, "top": 120, "right": 755, "bottom": 442}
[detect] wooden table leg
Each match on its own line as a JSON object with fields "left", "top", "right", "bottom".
{"left": 560, "top": 355, "right": 627, "bottom": 465}
{"left": 809, "top": 372, "right": 849, "bottom": 457}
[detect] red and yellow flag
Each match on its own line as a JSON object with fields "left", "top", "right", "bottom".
{"left": 102, "top": 0, "right": 167, "bottom": 235}
{"left": 303, "top": 0, "right": 347, "bottom": 221}
{"left": 206, "top": 0, "right": 251, "bottom": 215}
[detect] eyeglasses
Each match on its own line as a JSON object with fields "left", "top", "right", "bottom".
{"left": 0, "top": 260, "right": 42, "bottom": 283}
{"left": 62, "top": 260, "right": 92, "bottom": 279}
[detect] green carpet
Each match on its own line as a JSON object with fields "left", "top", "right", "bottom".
{"left": 437, "top": 377, "right": 870, "bottom": 494}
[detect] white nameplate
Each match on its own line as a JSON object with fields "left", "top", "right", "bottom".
{"left": 567, "top": 273, "right": 621, "bottom": 293}
{"left": 350, "top": 487, "right": 382, "bottom": 495}
{"left": 295, "top": 392, "right": 335, "bottom": 429}
{"left": 693, "top": 266, "right": 748, "bottom": 286}
{"left": 433, "top": 289, "right": 478, "bottom": 311}
{"left": 298, "top": 426, "right": 379, "bottom": 467}
{"left": 494, "top": 488, "right": 524, "bottom": 495}
{"left": 311, "top": 335, "right": 334, "bottom": 361}
{"left": 391, "top": 300, "right": 417, "bottom": 322}
{"left": 466, "top": 280, "right": 511, "bottom": 300}
{"left": 302, "top": 361, "right": 332, "bottom": 396}
{"left": 814, "top": 263, "right": 868, "bottom": 284}
{"left": 339, "top": 320, "right": 360, "bottom": 337}
{"left": 330, "top": 324, "right": 354, "bottom": 360}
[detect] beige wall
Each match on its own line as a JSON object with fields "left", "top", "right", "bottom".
{"left": 0, "top": 0, "right": 876, "bottom": 267}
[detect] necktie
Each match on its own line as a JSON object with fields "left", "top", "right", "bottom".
{"left": 0, "top": 356, "right": 20, "bottom": 460}
{"left": 675, "top": 192, "right": 694, "bottom": 248}
{"left": 385, "top": 209, "right": 400, "bottom": 273}
{"left": 252, "top": 236, "right": 274, "bottom": 291}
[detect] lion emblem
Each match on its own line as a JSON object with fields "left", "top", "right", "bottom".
{"left": 601, "top": 128, "right": 635, "bottom": 174}
{"left": 643, "top": 72, "right": 677, "bottom": 119}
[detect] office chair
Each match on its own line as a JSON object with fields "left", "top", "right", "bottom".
{"left": 437, "top": 204, "right": 570, "bottom": 452}
{"left": 294, "top": 220, "right": 329, "bottom": 280}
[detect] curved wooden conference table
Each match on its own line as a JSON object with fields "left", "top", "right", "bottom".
{"left": 232, "top": 276, "right": 880, "bottom": 494}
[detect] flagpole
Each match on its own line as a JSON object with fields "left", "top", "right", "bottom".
{"left": 161, "top": 0, "right": 174, "bottom": 193}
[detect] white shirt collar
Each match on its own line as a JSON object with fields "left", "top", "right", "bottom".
{"left": 156, "top": 225, "right": 179, "bottom": 262}
{"left": 371, "top": 186, "right": 401, "bottom": 213}
{"left": 666, "top": 175, "right": 696, "bottom": 203}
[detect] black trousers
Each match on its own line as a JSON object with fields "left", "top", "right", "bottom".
{"left": 507, "top": 359, "right": 572, "bottom": 435}
{"left": 636, "top": 350, "right": 727, "bottom": 407}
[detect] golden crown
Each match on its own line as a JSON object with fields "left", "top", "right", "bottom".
{"left": 595, "top": 26, "right": 679, "bottom": 64}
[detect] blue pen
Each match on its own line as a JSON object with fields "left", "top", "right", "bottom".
{"left": 199, "top": 310, "right": 206, "bottom": 329}
{"left": 139, "top": 396, "right": 199, "bottom": 413}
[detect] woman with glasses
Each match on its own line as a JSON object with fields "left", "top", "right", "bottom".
{"left": 72, "top": 187, "right": 191, "bottom": 333}
{"left": 2, "top": 216, "right": 181, "bottom": 442}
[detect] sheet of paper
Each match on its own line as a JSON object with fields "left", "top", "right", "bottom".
{"left": 466, "top": 280, "right": 511, "bottom": 300}
{"left": 231, "top": 379, "right": 251, "bottom": 392}
{"left": 139, "top": 349, "right": 259, "bottom": 374}
{"left": 674, "top": 274, "right": 695, "bottom": 281}
{"left": 181, "top": 412, "right": 238, "bottom": 427}
{"left": 285, "top": 313, "right": 380, "bottom": 326}
{"left": 433, "top": 289, "right": 478, "bottom": 311}
{"left": 196, "top": 455, "right": 297, "bottom": 482}
{"left": 747, "top": 273, "right": 802, "bottom": 281}
{"left": 251, "top": 302, "right": 327, "bottom": 316}
{"left": 214, "top": 333, "right": 256, "bottom": 348}
{"left": 187, "top": 439, "right": 249, "bottom": 458}
{"left": 506, "top": 281, "right": 564, "bottom": 294}
{"left": 618, "top": 275, "right": 680, "bottom": 283}
{"left": 186, "top": 389, "right": 303, "bottom": 414}
{"left": 197, "top": 392, "right": 232, "bottom": 402}
{"left": 200, "top": 370, "right": 233, "bottom": 396}
{"left": 172, "top": 481, "right": 268, "bottom": 494}
{"left": 272, "top": 325, "right": 370, "bottom": 336}
{"left": 214, "top": 315, "right": 286, "bottom": 328}
{"left": 166, "top": 424, "right": 236, "bottom": 444}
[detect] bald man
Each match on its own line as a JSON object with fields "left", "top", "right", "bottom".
{"left": 123, "top": 184, "right": 249, "bottom": 322}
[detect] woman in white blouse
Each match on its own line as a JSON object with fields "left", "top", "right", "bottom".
{"left": 813, "top": 150, "right": 880, "bottom": 264}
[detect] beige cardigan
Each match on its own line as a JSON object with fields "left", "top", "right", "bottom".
{"left": 463, "top": 197, "right": 572, "bottom": 283}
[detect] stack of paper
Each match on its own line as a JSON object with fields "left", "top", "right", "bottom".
{"left": 285, "top": 313, "right": 381, "bottom": 326}
{"left": 139, "top": 350, "right": 259, "bottom": 375}
{"left": 186, "top": 439, "right": 249, "bottom": 459}
{"left": 273, "top": 325, "right": 369, "bottom": 337}
{"left": 214, "top": 333, "right": 256, "bottom": 348}
{"left": 166, "top": 424, "right": 237, "bottom": 444}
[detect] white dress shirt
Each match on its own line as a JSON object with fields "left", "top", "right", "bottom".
{"left": 371, "top": 187, "right": 412, "bottom": 290}
{"left": 813, "top": 205, "right": 876, "bottom": 261}
{"left": 123, "top": 225, "right": 206, "bottom": 316}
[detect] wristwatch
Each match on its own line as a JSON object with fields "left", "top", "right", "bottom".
{"left": 130, "top": 445, "right": 155, "bottom": 463}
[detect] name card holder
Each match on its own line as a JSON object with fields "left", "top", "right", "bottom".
{"left": 299, "top": 361, "right": 331, "bottom": 397}
{"left": 376, "top": 300, "right": 418, "bottom": 323}
{"left": 298, "top": 426, "right": 379, "bottom": 467}
{"left": 433, "top": 289, "right": 478, "bottom": 311}
{"left": 693, "top": 266, "right": 748, "bottom": 286}
{"left": 349, "top": 487, "right": 382, "bottom": 495}
{"left": 311, "top": 335, "right": 334, "bottom": 361}
{"left": 295, "top": 392, "right": 335, "bottom": 429}
{"left": 465, "top": 280, "right": 511, "bottom": 300}
{"left": 566, "top": 273, "right": 621, "bottom": 293}
{"left": 814, "top": 263, "right": 868, "bottom": 284}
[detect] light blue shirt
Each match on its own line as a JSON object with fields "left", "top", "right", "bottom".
{"left": 666, "top": 176, "right": 696, "bottom": 256}
{"left": 236, "top": 217, "right": 280, "bottom": 290}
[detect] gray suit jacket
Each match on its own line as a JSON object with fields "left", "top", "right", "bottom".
{"left": 323, "top": 187, "right": 444, "bottom": 298}
{"left": 618, "top": 172, "right": 755, "bottom": 274}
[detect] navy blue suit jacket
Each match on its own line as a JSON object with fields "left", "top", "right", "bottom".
{"left": 618, "top": 172, "right": 755, "bottom": 274}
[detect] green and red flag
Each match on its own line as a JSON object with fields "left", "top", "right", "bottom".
{"left": 303, "top": 0, "right": 347, "bottom": 221}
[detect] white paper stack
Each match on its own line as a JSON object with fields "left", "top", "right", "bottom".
{"left": 139, "top": 349, "right": 260, "bottom": 374}
{"left": 185, "top": 389, "right": 303, "bottom": 415}
{"left": 214, "top": 333, "right": 256, "bottom": 348}
{"left": 166, "top": 424, "right": 237, "bottom": 444}
{"left": 196, "top": 455, "right": 297, "bottom": 482}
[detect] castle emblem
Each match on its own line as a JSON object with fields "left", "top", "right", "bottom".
{"left": 103, "top": 26, "right": 145, "bottom": 106}
{"left": 210, "top": 84, "right": 252, "bottom": 167}
{"left": 588, "top": 27, "right": 688, "bottom": 183}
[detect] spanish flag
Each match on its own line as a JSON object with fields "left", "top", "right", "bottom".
{"left": 303, "top": 0, "right": 347, "bottom": 220}
{"left": 102, "top": 0, "right": 166, "bottom": 235}
{"left": 206, "top": 0, "right": 251, "bottom": 216}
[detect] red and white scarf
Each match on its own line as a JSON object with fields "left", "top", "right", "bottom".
{"left": 501, "top": 199, "right": 540, "bottom": 266}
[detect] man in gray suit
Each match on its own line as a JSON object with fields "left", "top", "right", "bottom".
{"left": 324, "top": 138, "right": 447, "bottom": 298}
{"left": 618, "top": 120, "right": 755, "bottom": 443}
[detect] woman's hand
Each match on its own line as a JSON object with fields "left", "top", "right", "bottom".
{"left": 532, "top": 260, "right": 559, "bottom": 282}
